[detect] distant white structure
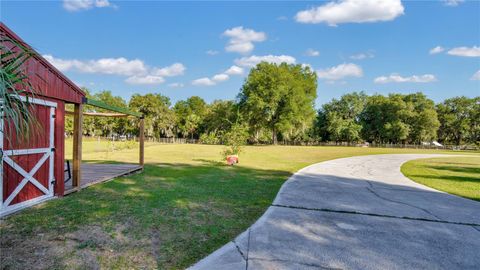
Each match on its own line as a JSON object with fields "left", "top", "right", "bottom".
{"left": 421, "top": 141, "right": 443, "bottom": 147}
{"left": 432, "top": 141, "right": 443, "bottom": 147}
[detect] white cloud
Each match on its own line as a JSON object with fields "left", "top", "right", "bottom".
{"left": 305, "top": 49, "right": 320, "bottom": 57}
{"left": 471, "top": 70, "right": 480, "bottom": 81}
{"left": 235, "top": 55, "right": 296, "bottom": 67}
{"left": 152, "top": 63, "right": 186, "bottom": 77}
{"left": 317, "top": 63, "right": 363, "bottom": 80}
{"left": 43, "top": 54, "right": 185, "bottom": 85}
{"left": 223, "top": 26, "right": 266, "bottom": 54}
{"left": 350, "top": 52, "right": 374, "bottom": 60}
{"left": 326, "top": 80, "right": 347, "bottom": 85}
{"left": 295, "top": 0, "right": 404, "bottom": 26}
{"left": 429, "top": 46, "right": 445, "bottom": 55}
{"left": 43, "top": 55, "right": 81, "bottom": 71}
{"left": 43, "top": 55, "right": 147, "bottom": 76}
{"left": 224, "top": 65, "right": 244, "bottom": 75}
{"left": 374, "top": 73, "right": 437, "bottom": 84}
{"left": 168, "top": 82, "right": 185, "bottom": 88}
{"left": 206, "top": 50, "right": 219, "bottom": 55}
{"left": 192, "top": 66, "right": 244, "bottom": 87}
{"left": 192, "top": 77, "right": 216, "bottom": 86}
{"left": 192, "top": 73, "right": 230, "bottom": 87}
{"left": 443, "top": 0, "right": 464, "bottom": 6}
{"left": 212, "top": 73, "right": 229, "bottom": 82}
{"left": 94, "top": 0, "right": 111, "bottom": 7}
{"left": 447, "top": 46, "right": 480, "bottom": 57}
{"left": 63, "top": 0, "right": 115, "bottom": 12}
{"left": 125, "top": 75, "right": 165, "bottom": 85}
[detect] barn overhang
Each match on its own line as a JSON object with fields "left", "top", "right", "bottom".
{"left": 68, "top": 98, "right": 145, "bottom": 193}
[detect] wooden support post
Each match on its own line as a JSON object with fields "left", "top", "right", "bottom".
{"left": 139, "top": 117, "right": 145, "bottom": 166}
{"left": 72, "top": 103, "right": 83, "bottom": 187}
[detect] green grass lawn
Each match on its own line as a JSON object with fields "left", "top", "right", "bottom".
{"left": 1, "top": 141, "right": 475, "bottom": 269}
{"left": 401, "top": 156, "right": 480, "bottom": 202}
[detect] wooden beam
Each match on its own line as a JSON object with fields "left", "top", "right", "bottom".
{"left": 65, "top": 111, "right": 129, "bottom": 117}
{"left": 139, "top": 117, "right": 145, "bottom": 166}
{"left": 72, "top": 103, "right": 83, "bottom": 187}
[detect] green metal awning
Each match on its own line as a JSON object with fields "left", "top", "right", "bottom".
{"left": 83, "top": 97, "right": 143, "bottom": 118}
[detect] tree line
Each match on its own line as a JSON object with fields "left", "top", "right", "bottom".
{"left": 315, "top": 92, "right": 478, "bottom": 145}
{"left": 66, "top": 62, "right": 479, "bottom": 146}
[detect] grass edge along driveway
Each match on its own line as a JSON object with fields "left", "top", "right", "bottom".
{"left": 1, "top": 143, "right": 477, "bottom": 269}
{"left": 401, "top": 156, "right": 480, "bottom": 202}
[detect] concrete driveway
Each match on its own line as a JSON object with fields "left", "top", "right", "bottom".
{"left": 189, "top": 154, "right": 480, "bottom": 270}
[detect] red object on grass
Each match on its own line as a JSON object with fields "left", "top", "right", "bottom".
{"left": 226, "top": 155, "right": 239, "bottom": 165}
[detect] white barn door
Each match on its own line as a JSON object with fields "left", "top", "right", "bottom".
{"left": 0, "top": 96, "right": 57, "bottom": 216}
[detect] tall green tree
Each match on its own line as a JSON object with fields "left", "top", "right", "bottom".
{"left": 436, "top": 96, "right": 478, "bottom": 145}
{"left": 87, "top": 90, "right": 128, "bottom": 137}
{"left": 129, "top": 93, "right": 175, "bottom": 138}
{"left": 202, "top": 100, "right": 237, "bottom": 134}
{"left": 317, "top": 92, "right": 366, "bottom": 143}
{"left": 402, "top": 93, "right": 439, "bottom": 143}
{"left": 238, "top": 62, "right": 317, "bottom": 144}
{"left": 173, "top": 96, "right": 207, "bottom": 138}
{"left": 360, "top": 93, "right": 438, "bottom": 144}
{"left": 469, "top": 97, "right": 480, "bottom": 145}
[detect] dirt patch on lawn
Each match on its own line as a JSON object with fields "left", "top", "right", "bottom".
{"left": 1, "top": 223, "right": 157, "bottom": 270}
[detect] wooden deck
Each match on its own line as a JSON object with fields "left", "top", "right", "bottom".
{"left": 64, "top": 163, "right": 142, "bottom": 195}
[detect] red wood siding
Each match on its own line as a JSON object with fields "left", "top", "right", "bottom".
{"left": 1, "top": 23, "right": 85, "bottom": 104}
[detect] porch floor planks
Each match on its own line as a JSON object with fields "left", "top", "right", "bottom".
{"left": 64, "top": 163, "right": 142, "bottom": 194}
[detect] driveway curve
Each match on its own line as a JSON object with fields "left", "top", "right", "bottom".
{"left": 190, "top": 154, "right": 480, "bottom": 270}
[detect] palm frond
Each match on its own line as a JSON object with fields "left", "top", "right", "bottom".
{"left": 1, "top": 34, "right": 40, "bottom": 147}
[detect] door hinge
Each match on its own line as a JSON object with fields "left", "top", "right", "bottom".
{"left": 52, "top": 114, "right": 56, "bottom": 119}
{"left": 51, "top": 148, "right": 55, "bottom": 152}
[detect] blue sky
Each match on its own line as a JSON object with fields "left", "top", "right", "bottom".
{"left": 2, "top": 0, "right": 479, "bottom": 107}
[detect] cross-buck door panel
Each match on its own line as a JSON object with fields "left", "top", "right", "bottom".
{"left": 1, "top": 97, "right": 57, "bottom": 216}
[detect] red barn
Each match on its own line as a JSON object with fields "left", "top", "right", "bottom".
{"left": 1, "top": 23, "right": 86, "bottom": 216}
{"left": 1, "top": 23, "right": 144, "bottom": 217}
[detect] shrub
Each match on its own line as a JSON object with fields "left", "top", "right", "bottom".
{"left": 221, "top": 124, "right": 249, "bottom": 159}
{"left": 199, "top": 132, "right": 221, "bottom": 145}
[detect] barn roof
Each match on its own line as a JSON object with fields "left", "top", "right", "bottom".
{"left": 1, "top": 23, "right": 86, "bottom": 104}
